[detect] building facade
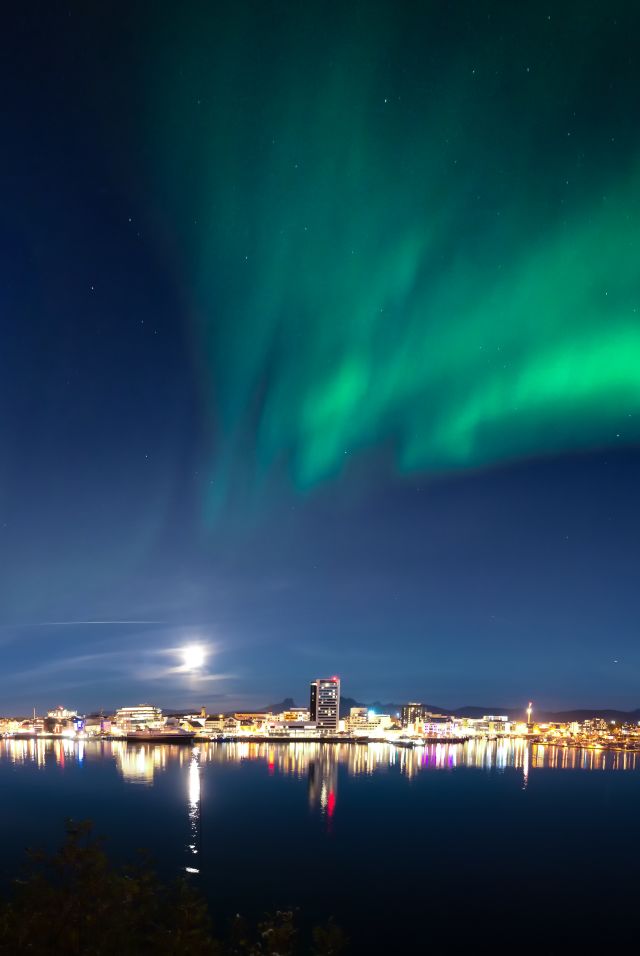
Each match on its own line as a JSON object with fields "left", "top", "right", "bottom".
{"left": 310, "top": 677, "right": 341, "bottom": 731}
{"left": 401, "top": 702, "right": 429, "bottom": 728}
{"left": 348, "top": 707, "right": 368, "bottom": 729}
{"left": 114, "top": 704, "right": 163, "bottom": 731}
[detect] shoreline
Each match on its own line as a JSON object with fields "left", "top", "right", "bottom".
{"left": 4, "top": 734, "right": 640, "bottom": 754}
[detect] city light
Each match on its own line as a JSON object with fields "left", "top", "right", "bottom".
{"left": 3, "top": 683, "right": 640, "bottom": 760}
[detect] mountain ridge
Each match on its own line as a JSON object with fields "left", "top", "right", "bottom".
{"left": 261, "top": 697, "right": 640, "bottom": 723}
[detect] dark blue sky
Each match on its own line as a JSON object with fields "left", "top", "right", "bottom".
{"left": 2, "top": 2, "right": 640, "bottom": 713}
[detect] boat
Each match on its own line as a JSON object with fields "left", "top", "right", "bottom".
{"left": 123, "top": 729, "right": 196, "bottom": 743}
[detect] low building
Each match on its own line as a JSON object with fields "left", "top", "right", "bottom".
{"left": 204, "top": 714, "right": 226, "bottom": 732}
{"left": 422, "top": 717, "right": 462, "bottom": 737}
{"left": 349, "top": 711, "right": 394, "bottom": 737}
{"left": 47, "top": 706, "right": 78, "bottom": 721}
{"left": 280, "top": 708, "right": 311, "bottom": 722}
{"left": 114, "top": 705, "right": 163, "bottom": 732}
{"left": 348, "top": 707, "right": 369, "bottom": 730}
{"left": 233, "top": 712, "right": 273, "bottom": 723}
{"left": 84, "top": 716, "right": 111, "bottom": 736}
{"left": 0, "top": 718, "right": 22, "bottom": 735}
{"left": 457, "top": 715, "right": 513, "bottom": 737}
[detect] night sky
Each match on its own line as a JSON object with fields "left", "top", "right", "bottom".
{"left": 2, "top": 1, "right": 640, "bottom": 713}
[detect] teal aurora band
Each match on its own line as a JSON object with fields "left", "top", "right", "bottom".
{"left": 143, "top": 3, "right": 640, "bottom": 518}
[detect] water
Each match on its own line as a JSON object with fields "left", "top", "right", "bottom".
{"left": 1, "top": 737, "right": 638, "bottom": 952}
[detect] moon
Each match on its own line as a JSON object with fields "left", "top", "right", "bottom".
{"left": 182, "top": 645, "right": 206, "bottom": 671}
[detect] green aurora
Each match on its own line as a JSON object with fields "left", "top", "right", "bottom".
{"left": 145, "top": 1, "right": 640, "bottom": 517}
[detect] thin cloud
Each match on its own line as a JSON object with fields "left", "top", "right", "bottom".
{"left": 6, "top": 641, "right": 232, "bottom": 692}
{"left": 19, "top": 620, "right": 163, "bottom": 627}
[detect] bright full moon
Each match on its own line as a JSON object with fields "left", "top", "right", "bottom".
{"left": 182, "top": 645, "right": 206, "bottom": 671}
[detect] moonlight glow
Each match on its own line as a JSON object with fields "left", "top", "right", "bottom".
{"left": 181, "top": 645, "right": 206, "bottom": 672}
{"left": 3, "top": 1, "right": 640, "bottom": 715}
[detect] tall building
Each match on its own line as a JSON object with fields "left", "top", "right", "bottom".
{"left": 310, "top": 677, "right": 340, "bottom": 731}
{"left": 401, "top": 702, "right": 428, "bottom": 728}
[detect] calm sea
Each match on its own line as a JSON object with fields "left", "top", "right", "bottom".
{"left": 1, "top": 737, "right": 638, "bottom": 952}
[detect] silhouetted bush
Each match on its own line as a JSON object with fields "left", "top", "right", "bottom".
{"left": 0, "top": 821, "right": 346, "bottom": 955}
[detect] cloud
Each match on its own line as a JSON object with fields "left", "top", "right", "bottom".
{"left": 35, "top": 620, "right": 163, "bottom": 626}
{"left": 5, "top": 635, "right": 230, "bottom": 690}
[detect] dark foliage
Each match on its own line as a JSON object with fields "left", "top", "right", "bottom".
{"left": 0, "top": 822, "right": 346, "bottom": 956}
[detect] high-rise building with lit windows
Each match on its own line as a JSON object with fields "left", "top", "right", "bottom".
{"left": 309, "top": 677, "right": 340, "bottom": 731}
{"left": 401, "top": 702, "right": 428, "bottom": 728}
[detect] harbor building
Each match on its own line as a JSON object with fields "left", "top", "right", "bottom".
{"left": 114, "top": 704, "right": 163, "bottom": 732}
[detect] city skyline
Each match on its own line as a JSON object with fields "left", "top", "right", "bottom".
{"left": 3, "top": 6, "right": 640, "bottom": 953}
{"left": 4, "top": 682, "right": 640, "bottom": 725}
{"left": 5, "top": 692, "right": 640, "bottom": 761}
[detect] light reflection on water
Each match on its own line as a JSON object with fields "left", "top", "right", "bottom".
{"left": 2, "top": 735, "right": 639, "bottom": 952}
{"left": 2, "top": 736, "right": 638, "bottom": 783}
{"left": 186, "top": 748, "right": 201, "bottom": 873}
{"left": 206, "top": 737, "right": 640, "bottom": 780}
{"left": 2, "top": 736, "right": 640, "bottom": 882}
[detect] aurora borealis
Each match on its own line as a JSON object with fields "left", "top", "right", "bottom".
{"left": 147, "top": 2, "right": 640, "bottom": 509}
{"left": 1, "top": 1, "right": 640, "bottom": 711}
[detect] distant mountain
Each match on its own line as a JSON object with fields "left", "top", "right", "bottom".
{"left": 529, "top": 708, "right": 640, "bottom": 723}
{"left": 448, "top": 706, "right": 520, "bottom": 719}
{"left": 347, "top": 701, "right": 640, "bottom": 722}
{"left": 448, "top": 706, "right": 640, "bottom": 722}
{"left": 261, "top": 698, "right": 297, "bottom": 714}
{"left": 259, "top": 697, "right": 406, "bottom": 718}
{"left": 257, "top": 697, "right": 640, "bottom": 723}
{"left": 338, "top": 697, "right": 404, "bottom": 718}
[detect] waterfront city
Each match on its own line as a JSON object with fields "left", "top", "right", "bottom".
{"left": 2, "top": 675, "right": 639, "bottom": 755}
